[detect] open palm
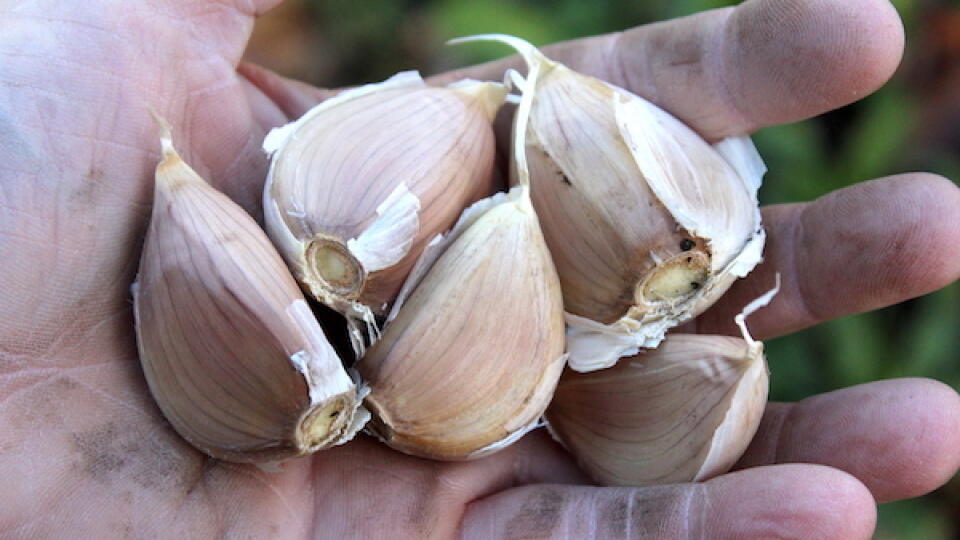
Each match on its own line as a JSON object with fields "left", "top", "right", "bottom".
{"left": 2, "top": 0, "right": 959, "bottom": 538}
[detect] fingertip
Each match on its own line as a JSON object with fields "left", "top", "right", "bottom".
{"left": 706, "top": 464, "right": 876, "bottom": 539}
{"left": 872, "top": 378, "right": 960, "bottom": 502}
{"left": 723, "top": 0, "right": 904, "bottom": 129}
{"left": 880, "top": 173, "right": 960, "bottom": 297}
{"left": 825, "top": 174, "right": 960, "bottom": 305}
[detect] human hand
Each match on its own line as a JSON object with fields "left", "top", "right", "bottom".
{"left": 2, "top": 0, "right": 958, "bottom": 538}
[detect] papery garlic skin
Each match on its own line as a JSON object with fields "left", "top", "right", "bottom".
{"left": 133, "top": 121, "right": 365, "bottom": 463}
{"left": 263, "top": 72, "right": 505, "bottom": 332}
{"left": 355, "top": 186, "right": 567, "bottom": 461}
{"left": 545, "top": 333, "right": 768, "bottom": 487}
{"left": 456, "top": 35, "right": 766, "bottom": 372}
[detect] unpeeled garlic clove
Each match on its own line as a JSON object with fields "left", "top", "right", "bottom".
{"left": 544, "top": 284, "right": 778, "bottom": 486}
{"left": 545, "top": 333, "right": 767, "bottom": 486}
{"left": 262, "top": 72, "right": 506, "bottom": 334}
{"left": 455, "top": 35, "right": 766, "bottom": 371}
{"left": 355, "top": 186, "right": 567, "bottom": 460}
{"left": 132, "top": 120, "right": 367, "bottom": 463}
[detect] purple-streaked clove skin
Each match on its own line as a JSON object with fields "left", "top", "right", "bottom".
{"left": 133, "top": 120, "right": 366, "bottom": 463}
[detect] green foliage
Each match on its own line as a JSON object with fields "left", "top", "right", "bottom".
{"left": 892, "top": 282, "right": 960, "bottom": 386}
{"left": 754, "top": 120, "right": 830, "bottom": 204}
{"left": 876, "top": 498, "right": 955, "bottom": 539}
{"left": 840, "top": 86, "right": 915, "bottom": 183}
{"left": 431, "top": 0, "right": 560, "bottom": 62}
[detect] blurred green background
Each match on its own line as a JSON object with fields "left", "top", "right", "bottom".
{"left": 246, "top": 1, "right": 960, "bottom": 537}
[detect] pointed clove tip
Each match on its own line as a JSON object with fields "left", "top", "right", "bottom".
{"left": 145, "top": 109, "right": 204, "bottom": 191}
{"left": 447, "top": 80, "right": 508, "bottom": 122}
{"left": 147, "top": 108, "right": 176, "bottom": 157}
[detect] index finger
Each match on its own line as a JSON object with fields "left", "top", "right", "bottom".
{"left": 430, "top": 0, "right": 904, "bottom": 140}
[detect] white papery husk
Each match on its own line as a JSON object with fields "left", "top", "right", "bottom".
{"left": 453, "top": 35, "right": 766, "bottom": 372}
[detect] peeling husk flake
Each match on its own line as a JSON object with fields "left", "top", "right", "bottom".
{"left": 355, "top": 187, "right": 567, "bottom": 460}
{"left": 546, "top": 333, "right": 768, "bottom": 486}
{"left": 455, "top": 35, "right": 767, "bottom": 371}
{"left": 133, "top": 121, "right": 365, "bottom": 463}
{"left": 263, "top": 72, "right": 506, "bottom": 326}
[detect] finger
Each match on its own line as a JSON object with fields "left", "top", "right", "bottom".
{"left": 459, "top": 464, "right": 875, "bottom": 540}
{"left": 689, "top": 173, "right": 960, "bottom": 340}
{"left": 737, "top": 378, "right": 960, "bottom": 503}
{"left": 238, "top": 61, "right": 337, "bottom": 121}
{"left": 431, "top": 0, "right": 903, "bottom": 140}
{"left": 308, "top": 431, "right": 588, "bottom": 539}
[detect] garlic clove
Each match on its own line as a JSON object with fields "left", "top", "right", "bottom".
{"left": 262, "top": 72, "right": 506, "bottom": 340}
{"left": 545, "top": 283, "right": 778, "bottom": 486}
{"left": 355, "top": 186, "right": 567, "bottom": 460}
{"left": 454, "top": 35, "right": 766, "bottom": 371}
{"left": 133, "top": 120, "right": 366, "bottom": 463}
{"left": 545, "top": 333, "right": 767, "bottom": 486}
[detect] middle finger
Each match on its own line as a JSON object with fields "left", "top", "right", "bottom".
{"left": 686, "top": 173, "right": 960, "bottom": 341}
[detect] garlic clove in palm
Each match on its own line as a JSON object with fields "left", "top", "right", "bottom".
{"left": 262, "top": 72, "right": 506, "bottom": 340}
{"left": 545, "top": 333, "right": 767, "bottom": 486}
{"left": 453, "top": 35, "right": 766, "bottom": 372}
{"left": 133, "top": 120, "right": 367, "bottom": 463}
{"left": 545, "top": 285, "right": 778, "bottom": 486}
{"left": 355, "top": 186, "right": 567, "bottom": 460}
